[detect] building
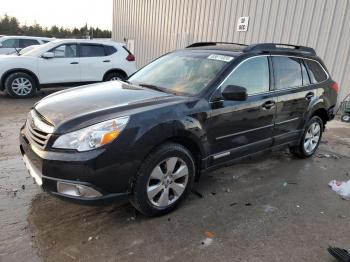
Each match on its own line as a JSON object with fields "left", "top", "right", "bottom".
{"left": 112, "top": 0, "right": 350, "bottom": 104}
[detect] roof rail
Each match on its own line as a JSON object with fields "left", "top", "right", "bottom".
{"left": 186, "top": 42, "right": 248, "bottom": 48}
{"left": 243, "top": 43, "right": 316, "bottom": 55}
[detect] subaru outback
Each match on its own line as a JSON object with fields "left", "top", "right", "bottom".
{"left": 20, "top": 42, "right": 338, "bottom": 216}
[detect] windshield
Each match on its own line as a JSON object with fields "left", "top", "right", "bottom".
{"left": 19, "top": 45, "right": 40, "bottom": 55}
{"left": 129, "top": 52, "right": 233, "bottom": 95}
{"left": 21, "top": 41, "right": 57, "bottom": 57}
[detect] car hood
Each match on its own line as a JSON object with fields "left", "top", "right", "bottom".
{"left": 34, "top": 81, "right": 186, "bottom": 133}
{"left": 0, "top": 55, "right": 35, "bottom": 60}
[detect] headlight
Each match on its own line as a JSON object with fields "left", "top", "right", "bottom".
{"left": 52, "top": 116, "right": 129, "bottom": 151}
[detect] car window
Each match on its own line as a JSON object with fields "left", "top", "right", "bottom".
{"left": 50, "top": 44, "right": 77, "bottom": 58}
{"left": 222, "top": 56, "right": 270, "bottom": 95}
{"left": 1, "top": 39, "right": 19, "bottom": 48}
{"left": 304, "top": 60, "right": 327, "bottom": 83}
{"left": 20, "top": 39, "right": 40, "bottom": 48}
{"left": 80, "top": 44, "right": 105, "bottom": 57}
{"left": 301, "top": 60, "right": 310, "bottom": 85}
{"left": 104, "top": 45, "right": 117, "bottom": 56}
{"left": 272, "top": 56, "right": 302, "bottom": 89}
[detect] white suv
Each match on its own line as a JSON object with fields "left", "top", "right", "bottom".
{"left": 0, "top": 39, "right": 137, "bottom": 98}
{"left": 0, "top": 36, "right": 53, "bottom": 55}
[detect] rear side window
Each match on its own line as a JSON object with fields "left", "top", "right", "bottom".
{"left": 20, "top": 39, "right": 40, "bottom": 48}
{"left": 272, "top": 57, "right": 302, "bottom": 89}
{"left": 80, "top": 44, "right": 105, "bottom": 57}
{"left": 222, "top": 56, "right": 270, "bottom": 95}
{"left": 1, "top": 39, "right": 19, "bottom": 48}
{"left": 104, "top": 45, "right": 117, "bottom": 55}
{"left": 304, "top": 60, "right": 327, "bottom": 83}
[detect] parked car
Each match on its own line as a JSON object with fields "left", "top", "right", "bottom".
{"left": 0, "top": 36, "right": 53, "bottom": 55}
{"left": 0, "top": 39, "right": 137, "bottom": 98}
{"left": 20, "top": 42, "right": 338, "bottom": 216}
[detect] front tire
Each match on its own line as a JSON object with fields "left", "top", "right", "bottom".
{"left": 290, "top": 116, "right": 323, "bottom": 158}
{"left": 5, "top": 72, "right": 37, "bottom": 98}
{"left": 130, "top": 143, "right": 195, "bottom": 217}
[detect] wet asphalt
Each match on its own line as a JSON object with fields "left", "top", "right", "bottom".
{"left": 0, "top": 88, "right": 349, "bottom": 262}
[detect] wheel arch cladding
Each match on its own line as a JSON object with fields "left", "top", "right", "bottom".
{"left": 1, "top": 69, "right": 39, "bottom": 90}
{"left": 103, "top": 69, "right": 128, "bottom": 80}
{"left": 311, "top": 108, "right": 328, "bottom": 128}
{"left": 134, "top": 129, "right": 206, "bottom": 182}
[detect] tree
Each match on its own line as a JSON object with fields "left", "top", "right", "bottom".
{"left": 0, "top": 14, "right": 111, "bottom": 38}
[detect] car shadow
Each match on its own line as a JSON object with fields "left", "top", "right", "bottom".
{"left": 27, "top": 150, "right": 305, "bottom": 261}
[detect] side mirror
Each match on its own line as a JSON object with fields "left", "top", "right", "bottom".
{"left": 42, "top": 52, "right": 54, "bottom": 59}
{"left": 222, "top": 85, "right": 247, "bottom": 101}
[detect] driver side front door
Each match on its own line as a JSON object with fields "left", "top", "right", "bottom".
{"left": 206, "top": 56, "right": 276, "bottom": 166}
{"left": 38, "top": 43, "right": 81, "bottom": 84}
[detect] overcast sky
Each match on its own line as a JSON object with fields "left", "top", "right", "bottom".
{"left": 0, "top": 0, "right": 113, "bottom": 30}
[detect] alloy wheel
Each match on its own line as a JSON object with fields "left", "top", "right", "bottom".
{"left": 303, "top": 122, "right": 321, "bottom": 154}
{"left": 147, "top": 157, "right": 189, "bottom": 207}
{"left": 11, "top": 77, "right": 32, "bottom": 96}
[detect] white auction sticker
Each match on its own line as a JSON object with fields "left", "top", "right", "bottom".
{"left": 207, "top": 54, "right": 234, "bottom": 62}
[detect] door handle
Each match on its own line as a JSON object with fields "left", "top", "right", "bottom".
{"left": 305, "top": 92, "right": 315, "bottom": 100}
{"left": 103, "top": 60, "right": 111, "bottom": 63}
{"left": 262, "top": 100, "right": 276, "bottom": 109}
{"left": 70, "top": 62, "right": 79, "bottom": 64}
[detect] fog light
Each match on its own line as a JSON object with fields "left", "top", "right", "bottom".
{"left": 57, "top": 182, "right": 103, "bottom": 198}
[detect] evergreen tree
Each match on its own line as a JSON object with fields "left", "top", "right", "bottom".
{"left": 0, "top": 14, "right": 111, "bottom": 38}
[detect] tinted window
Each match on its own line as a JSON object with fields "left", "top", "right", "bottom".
{"left": 20, "top": 39, "right": 40, "bottom": 48}
{"left": 104, "top": 45, "right": 117, "bottom": 55}
{"left": 222, "top": 56, "right": 270, "bottom": 95}
{"left": 1, "top": 39, "right": 19, "bottom": 48}
{"left": 273, "top": 57, "right": 302, "bottom": 89}
{"left": 51, "top": 44, "right": 77, "bottom": 58}
{"left": 80, "top": 44, "right": 105, "bottom": 57}
{"left": 305, "top": 60, "right": 327, "bottom": 83}
{"left": 301, "top": 60, "right": 310, "bottom": 85}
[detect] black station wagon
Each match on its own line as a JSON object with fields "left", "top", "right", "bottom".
{"left": 20, "top": 42, "right": 338, "bottom": 216}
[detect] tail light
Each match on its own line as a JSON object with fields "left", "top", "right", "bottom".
{"left": 331, "top": 82, "right": 339, "bottom": 93}
{"left": 126, "top": 54, "right": 135, "bottom": 61}
{"left": 122, "top": 46, "right": 135, "bottom": 61}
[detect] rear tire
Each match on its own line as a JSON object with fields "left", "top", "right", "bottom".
{"left": 104, "top": 72, "right": 126, "bottom": 82}
{"left": 5, "top": 72, "right": 37, "bottom": 98}
{"left": 290, "top": 116, "right": 323, "bottom": 158}
{"left": 130, "top": 143, "right": 195, "bottom": 217}
{"left": 341, "top": 114, "right": 350, "bottom": 122}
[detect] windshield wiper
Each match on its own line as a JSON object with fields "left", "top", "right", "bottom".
{"left": 138, "top": 83, "right": 168, "bottom": 93}
{"left": 14, "top": 47, "right": 20, "bottom": 56}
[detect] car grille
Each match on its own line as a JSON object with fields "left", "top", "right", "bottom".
{"left": 24, "top": 110, "right": 54, "bottom": 150}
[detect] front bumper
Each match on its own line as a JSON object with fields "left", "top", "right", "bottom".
{"left": 19, "top": 129, "right": 132, "bottom": 203}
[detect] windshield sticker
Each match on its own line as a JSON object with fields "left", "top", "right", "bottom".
{"left": 207, "top": 54, "right": 233, "bottom": 62}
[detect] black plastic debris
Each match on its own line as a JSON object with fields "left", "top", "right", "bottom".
{"left": 328, "top": 246, "right": 350, "bottom": 262}
{"left": 191, "top": 189, "right": 203, "bottom": 198}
